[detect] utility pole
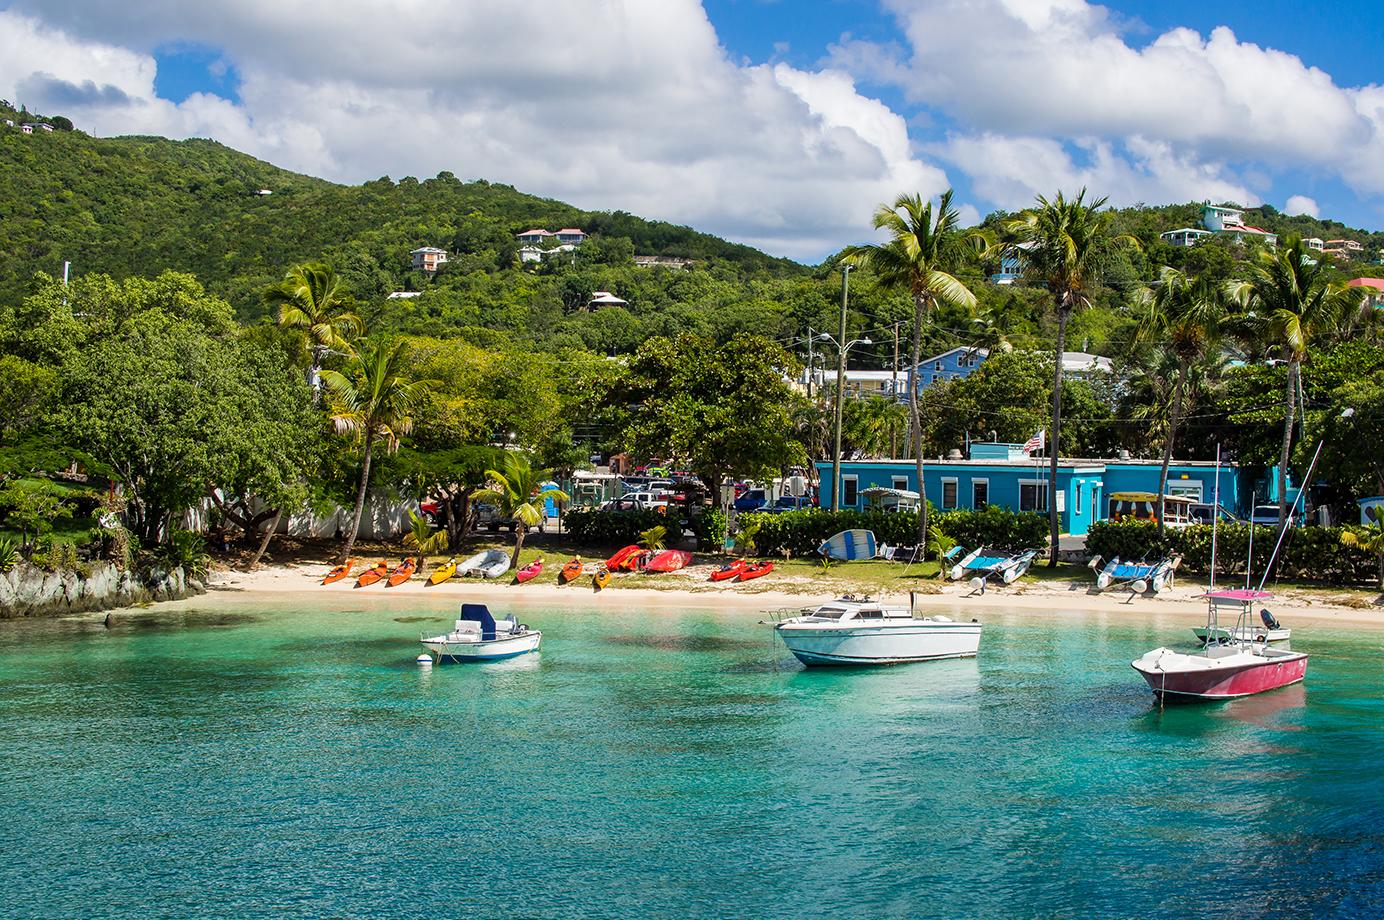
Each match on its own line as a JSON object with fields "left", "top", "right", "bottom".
{"left": 806, "top": 326, "right": 814, "bottom": 400}
{"left": 891, "top": 322, "right": 900, "bottom": 458}
{"left": 830, "top": 265, "right": 853, "bottom": 512}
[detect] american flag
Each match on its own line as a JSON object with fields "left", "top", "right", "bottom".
{"left": 1022, "top": 429, "right": 1045, "bottom": 454}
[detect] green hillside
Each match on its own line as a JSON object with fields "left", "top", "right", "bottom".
{"left": 0, "top": 110, "right": 805, "bottom": 333}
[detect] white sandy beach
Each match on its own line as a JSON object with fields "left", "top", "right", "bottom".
{"left": 204, "top": 560, "right": 1384, "bottom": 630}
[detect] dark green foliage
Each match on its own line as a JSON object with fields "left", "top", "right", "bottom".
{"left": 739, "top": 508, "right": 1047, "bottom": 558}
{"left": 1085, "top": 519, "right": 1378, "bottom": 585}
{"left": 563, "top": 508, "right": 669, "bottom": 546}
{"left": 690, "top": 509, "right": 727, "bottom": 551}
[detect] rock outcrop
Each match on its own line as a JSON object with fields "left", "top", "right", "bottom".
{"left": 0, "top": 562, "right": 206, "bottom": 618}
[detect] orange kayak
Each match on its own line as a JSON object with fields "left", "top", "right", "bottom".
{"left": 737, "top": 561, "right": 775, "bottom": 582}
{"left": 354, "top": 561, "right": 388, "bottom": 588}
{"left": 323, "top": 558, "right": 356, "bottom": 585}
{"left": 387, "top": 557, "right": 417, "bottom": 587}
{"left": 558, "top": 558, "right": 583, "bottom": 585}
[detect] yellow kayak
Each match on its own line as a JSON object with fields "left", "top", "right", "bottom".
{"left": 592, "top": 567, "right": 611, "bottom": 592}
{"left": 428, "top": 557, "right": 459, "bottom": 586}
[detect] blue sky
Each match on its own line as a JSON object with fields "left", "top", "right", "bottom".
{"left": 5, "top": 0, "right": 1384, "bottom": 260}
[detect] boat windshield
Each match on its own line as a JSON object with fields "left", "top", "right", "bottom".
{"left": 809, "top": 606, "right": 849, "bottom": 619}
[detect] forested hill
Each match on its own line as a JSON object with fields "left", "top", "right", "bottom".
{"left": 0, "top": 118, "right": 805, "bottom": 322}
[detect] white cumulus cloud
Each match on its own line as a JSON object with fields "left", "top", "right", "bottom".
{"left": 0, "top": 2, "right": 950, "bottom": 261}
{"left": 1284, "top": 195, "right": 1320, "bottom": 217}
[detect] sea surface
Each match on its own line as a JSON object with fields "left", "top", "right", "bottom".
{"left": 1, "top": 594, "right": 1382, "bottom": 918}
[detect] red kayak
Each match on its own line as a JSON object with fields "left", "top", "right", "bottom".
{"left": 515, "top": 557, "right": 543, "bottom": 584}
{"left": 644, "top": 549, "right": 692, "bottom": 573}
{"left": 737, "top": 561, "right": 774, "bottom": 582}
{"left": 709, "top": 559, "right": 750, "bottom": 582}
{"left": 605, "top": 544, "right": 644, "bottom": 571}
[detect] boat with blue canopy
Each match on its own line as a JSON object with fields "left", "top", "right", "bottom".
{"left": 1091, "top": 555, "right": 1180, "bottom": 594}
{"left": 420, "top": 603, "right": 541, "bottom": 663}
{"left": 945, "top": 546, "right": 1038, "bottom": 590}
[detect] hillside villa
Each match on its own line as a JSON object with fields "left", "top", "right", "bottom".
{"left": 1160, "top": 204, "right": 1278, "bottom": 248}
{"left": 410, "top": 246, "right": 448, "bottom": 272}
{"left": 1347, "top": 277, "right": 1384, "bottom": 307}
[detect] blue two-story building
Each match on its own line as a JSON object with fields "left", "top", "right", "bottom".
{"left": 817, "top": 443, "right": 1242, "bottom": 537}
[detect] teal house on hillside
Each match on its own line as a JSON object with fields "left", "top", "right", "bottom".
{"left": 816, "top": 443, "right": 1241, "bottom": 537}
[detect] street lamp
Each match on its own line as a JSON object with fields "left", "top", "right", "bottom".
{"left": 822, "top": 264, "right": 875, "bottom": 512}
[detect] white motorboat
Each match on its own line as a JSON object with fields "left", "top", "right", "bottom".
{"left": 421, "top": 603, "right": 540, "bottom": 662}
{"left": 1192, "top": 605, "right": 1291, "bottom": 644}
{"left": 773, "top": 595, "right": 982, "bottom": 666}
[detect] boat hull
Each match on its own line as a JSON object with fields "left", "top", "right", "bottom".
{"left": 422, "top": 631, "right": 541, "bottom": 662}
{"left": 776, "top": 622, "right": 982, "bottom": 666}
{"left": 1132, "top": 647, "right": 1307, "bottom": 700}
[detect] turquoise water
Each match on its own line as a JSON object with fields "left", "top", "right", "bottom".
{"left": 2, "top": 596, "right": 1383, "bottom": 918}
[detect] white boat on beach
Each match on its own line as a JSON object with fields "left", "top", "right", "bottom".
{"left": 421, "top": 603, "right": 540, "bottom": 662}
{"left": 459, "top": 548, "right": 511, "bottom": 579}
{"left": 1092, "top": 555, "right": 1179, "bottom": 594}
{"left": 945, "top": 546, "right": 1037, "bottom": 589}
{"left": 773, "top": 595, "right": 982, "bottom": 666}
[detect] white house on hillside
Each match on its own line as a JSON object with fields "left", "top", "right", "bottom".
{"left": 1201, "top": 204, "right": 1277, "bottom": 246}
{"left": 410, "top": 246, "right": 448, "bottom": 272}
{"left": 1159, "top": 228, "right": 1214, "bottom": 247}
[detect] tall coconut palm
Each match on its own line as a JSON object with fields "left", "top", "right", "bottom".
{"left": 321, "top": 340, "right": 431, "bottom": 562}
{"left": 266, "top": 262, "right": 363, "bottom": 395}
{"left": 1002, "top": 190, "right": 1134, "bottom": 565}
{"left": 1226, "top": 238, "right": 1364, "bottom": 524}
{"left": 474, "top": 453, "right": 569, "bottom": 570}
{"left": 1133, "top": 267, "right": 1226, "bottom": 535}
{"left": 843, "top": 190, "right": 981, "bottom": 549}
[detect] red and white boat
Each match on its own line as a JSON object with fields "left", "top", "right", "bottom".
{"left": 1131, "top": 442, "right": 1318, "bottom": 703}
{"left": 1132, "top": 589, "right": 1307, "bottom": 700}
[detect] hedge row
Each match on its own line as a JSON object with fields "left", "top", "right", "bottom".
{"left": 737, "top": 507, "right": 1049, "bottom": 559}
{"left": 1085, "top": 519, "right": 1380, "bottom": 585}
{"left": 562, "top": 507, "right": 726, "bottom": 549}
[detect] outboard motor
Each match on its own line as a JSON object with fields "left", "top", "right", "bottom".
{"left": 1260, "top": 608, "right": 1282, "bottom": 631}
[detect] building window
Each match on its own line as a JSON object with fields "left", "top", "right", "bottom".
{"left": 1168, "top": 481, "right": 1203, "bottom": 502}
{"left": 972, "top": 480, "right": 988, "bottom": 510}
{"left": 934, "top": 361, "right": 942, "bottom": 371}
{"left": 892, "top": 476, "right": 908, "bottom": 492}
{"left": 941, "top": 478, "right": 958, "bottom": 510}
{"left": 842, "top": 476, "right": 858, "bottom": 508}
{"left": 1019, "top": 481, "right": 1049, "bottom": 512}
{"left": 1074, "top": 482, "right": 1084, "bottom": 515}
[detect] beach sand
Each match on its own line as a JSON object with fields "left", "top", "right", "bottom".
{"left": 207, "top": 560, "right": 1384, "bottom": 630}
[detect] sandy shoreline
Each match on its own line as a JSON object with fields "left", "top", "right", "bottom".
{"left": 201, "top": 561, "right": 1384, "bottom": 630}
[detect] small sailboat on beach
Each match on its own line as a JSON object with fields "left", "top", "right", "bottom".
{"left": 1091, "top": 554, "right": 1179, "bottom": 594}
{"left": 946, "top": 546, "right": 1038, "bottom": 590}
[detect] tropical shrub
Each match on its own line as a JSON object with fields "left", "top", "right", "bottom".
{"left": 154, "top": 529, "right": 211, "bottom": 580}
{"left": 0, "top": 536, "right": 18, "bottom": 571}
{"left": 565, "top": 508, "right": 667, "bottom": 545}
{"left": 741, "top": 508, "right": 1047, "bottom": 559}
{"left": 689, "top": 509, "right": 726, "bottom": 551}
{"left": 27, "top": 535, "right": 81, "bottom": 573}
{"left": 1085, "top": 519, "right": 1379, "bottom": 585}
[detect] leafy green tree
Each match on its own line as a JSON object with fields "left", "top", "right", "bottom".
{"left": 1003, "top": 189, "right": 1135, "bottom": 563}
{"left": 321, "top": 340, "right": 432, "bottom": 562}
{"left": 474, "top": 453, "right": 569, "bottom": 569}
{"left": 1133, "top": 267, "right": 1227, "bottom": 534}
{"left": 0, "top": 356, "right": 58, "bottom": 440}
{"left": 1227, "top": 238, "right": 1364, "bottom": 523}
{"left": 843, "top": 190, "right": 981, "bottom": 546}
{"left": 266, "top": 262, "right": 363, "bottom": 395}
{"left": 615, "top": 333, "right": 806, "bottom": 497}
{"left": 0, "top": 481, "right": 71, "bottom": 553}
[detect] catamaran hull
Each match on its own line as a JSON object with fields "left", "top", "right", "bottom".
{"left": 1132, "top": 648, "right": 1307, "bottom": 700}
{"left": 776, "top": 623, "right": 982, "bottom": 666}
{"left": 422, "top": 632, "right": 541, "bottom": 662}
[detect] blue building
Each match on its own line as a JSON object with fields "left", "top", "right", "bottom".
{"left": 903, "top": 348, "right": 1114, "bottom": 399}
{"left": 816, "top": 443, "right": 1241, "bottom": 537}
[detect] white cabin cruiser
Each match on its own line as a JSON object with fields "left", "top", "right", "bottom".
{"left": 773, "top": 595, "right": 982, "bottom": 666}
{"left": 421, "top": 603, "right": 540, "bottom": 663}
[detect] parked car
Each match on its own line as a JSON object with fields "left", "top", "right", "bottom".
{"left": 1249, "top": 504, "right": 1303, "bottom": 527}
{"left": 733, "top": 488, "right": 768, "bottom": 512}
{"left": 600, "top": 492, "right": 670, "bottom": 512}
{"left": 762, "top": 496, "right": 814, "bottom": 514}
{"left": 475, "top": 502, "right": 517, "bottom": 533}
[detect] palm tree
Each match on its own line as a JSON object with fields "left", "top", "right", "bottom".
{"left": 266, "top": 262, "right": 363, "bottom": 395}
{"left": 1133, "top": 267, "right": 1226, "bottom": 535}
{"left": 1002, "top": 190, "right": 1134, "bottom": 565}
{"left": 474, "top": 453, "right": 569, "bottom": 570}
{"left": 843, "top": 190, "right": 981, "bottom": 549}
{"left": 1341, "top": 521, "right": 1384, "bottom": 589}
{"left": 1226, "top": 238, "right": 1363, "bottom": 524}
{"left": 321, "top": 340, "right": 431, "bottom": 562}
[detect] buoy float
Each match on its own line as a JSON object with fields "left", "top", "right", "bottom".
{"left": 415, "top": 654, "right": 433, "bottom": 667}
